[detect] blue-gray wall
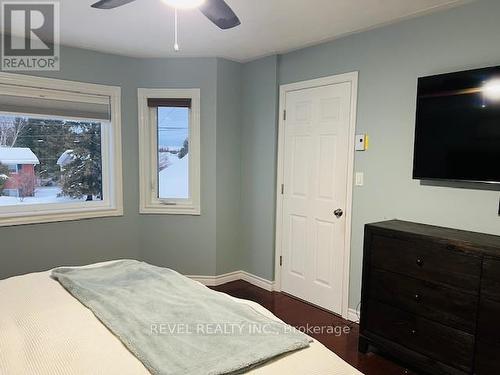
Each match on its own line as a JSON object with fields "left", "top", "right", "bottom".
{"left": 240, "top": 56, "right": 278, "bottom": 280}
{"left": 0, "top": 46, "right": 141, "bottom": 279}
{"left": 243, "top": 0, "right": 500, "bottom": 308}
{"left": 0, "top": 49, "right": 234, "bottom": 279}
{"left": 136, "top": 58, "right": 220, "bottom": 276}
{"left": 216, "top": 59, "right": 244, "bottom": 275}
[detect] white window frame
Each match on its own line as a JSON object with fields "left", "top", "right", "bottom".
{"left": 0, "top": 72, "right": 123, "bottom": 226}
{"left": 138, "top": 88, "right": 201, "bottom": 215}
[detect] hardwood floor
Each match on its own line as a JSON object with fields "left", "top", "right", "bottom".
{"left": 212, "top": 280, "right": 416, "bottom": 375}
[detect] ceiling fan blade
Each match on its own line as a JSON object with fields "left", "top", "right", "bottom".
{"left": 199, "top": 0, "right": 240, "bottom": 30}
{"left": 91, "top": 0, "right": 137, "bottom": 9}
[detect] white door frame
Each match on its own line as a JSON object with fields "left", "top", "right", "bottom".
{"left": 274, "top": 72, "right": 358, "bottom": 320}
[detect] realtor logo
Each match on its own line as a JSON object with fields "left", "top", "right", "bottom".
{"left": 1, "top": 1, "right": 60, "bottom": 71}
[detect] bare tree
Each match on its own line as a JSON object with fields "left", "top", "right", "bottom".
{"left": 10, "top": 117, "right": 27, "bottom": 146}
{"left": 17, "top": 173, "right": 36, "bottom": 201}
{"left": 0, "top": 117, "right": 12, "bottom": 146}
{"left": 0, "top": 163, "right": 9, "bottom": 195}
{"left": 0, "top": 116, "right": 27, "bottom": 147}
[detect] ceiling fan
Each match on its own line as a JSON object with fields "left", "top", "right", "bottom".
{"left": 90, "top": 0, "right": 241, "bottom": 30}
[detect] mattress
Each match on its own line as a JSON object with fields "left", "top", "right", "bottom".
{"left": 0, "top": 262, "right": 363, "bottom": 375}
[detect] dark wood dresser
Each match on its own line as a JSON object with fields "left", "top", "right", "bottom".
{"left": 359, "top": 220, "right": 500, "bottom": 375}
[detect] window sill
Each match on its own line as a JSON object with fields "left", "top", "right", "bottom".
{"left": 139, "top": 204, "right": 200, "bottom": 216}
{"left": 0, "top": 206, "right": 123, "bottom": 227}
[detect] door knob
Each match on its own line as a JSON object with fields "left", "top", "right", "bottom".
{"left": 334, "top": 209, "right": 343, "bottom": 218}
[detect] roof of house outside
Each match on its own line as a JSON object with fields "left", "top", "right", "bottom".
{"left": 56, "top": 150, "right": 75, "bottom": 167}
{"left": 0, "top": 147, "right": 40, "bottom": 165}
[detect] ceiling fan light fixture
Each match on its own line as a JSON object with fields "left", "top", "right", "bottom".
{"left": 161, "top": 0, "right": 206, "bottom": 9}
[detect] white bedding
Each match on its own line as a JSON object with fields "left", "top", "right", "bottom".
{"left": 0, "top": 263, "right": 363, "bottom": 375}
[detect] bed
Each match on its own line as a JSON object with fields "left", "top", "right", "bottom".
{"left": 0, "top": 261, "right": 363, "bottom": 375}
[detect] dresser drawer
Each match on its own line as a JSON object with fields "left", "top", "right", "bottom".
{"left": 482, "top": 258, "right": 500, "bottom": 302}
{"left": 475, "top": 340, "right": 500, "bottom": 374}
{"left": 365, "top": 301, "right": 474, "bottom": 372}
{"left": 369, "top": 269, "right": 477, "bottom": 332}
{"left": 370, "top": 234, "right": 481, "bottom": 292}
{"left": 477, "top": 298, "right": 500, "bottom": 345}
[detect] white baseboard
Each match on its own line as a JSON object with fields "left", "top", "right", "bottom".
{"left": 189, "top": 271, "right": 359, "bottom": 322}
{"left": 347, "top": 308, "right": 360, "bottom": 323}
{"left": 188, "top": 270, "right": 275, "bottom": 292}
{"left": 187, "top": 271, "right": 241, "bottom": 287}
{"left": 238, "top": 271, "right": 275, "bottom": 292}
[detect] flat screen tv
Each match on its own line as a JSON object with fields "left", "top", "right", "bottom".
{"left": 413, "top": 65, "right": 500, "bottom": 184}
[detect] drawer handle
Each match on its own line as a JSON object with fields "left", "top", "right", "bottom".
{"left": 414, "top": 293, "right": 422, "bottom": 302}
{"left": 416, "top": 258, "right": 424, "bottom": 267}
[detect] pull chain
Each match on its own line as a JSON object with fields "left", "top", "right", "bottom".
{"left": 174, "top": 8, "right": 180, "bottom": 52}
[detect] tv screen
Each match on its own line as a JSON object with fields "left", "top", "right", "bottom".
{"left": 413, "top": 66, "right": 500, "bottom": 184}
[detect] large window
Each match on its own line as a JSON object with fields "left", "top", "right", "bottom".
{"left": 138, "top": 89, "right": 200, "bottom": 215}
{"left": 0, "top": 73, "right": 122, "bottom": 226}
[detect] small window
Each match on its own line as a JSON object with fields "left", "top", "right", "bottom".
{"left": 138, "top": 89, "right": 200, "bottom": 215}
{"left": 0, "top": 73, "right": 123, "bottom": 226}
{"left": 7, "top": 164, "right": 18, "bottom": 173}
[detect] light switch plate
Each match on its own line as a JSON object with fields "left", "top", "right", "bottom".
{"left": 355, "top": 172, "right": 364, "bottom": 186}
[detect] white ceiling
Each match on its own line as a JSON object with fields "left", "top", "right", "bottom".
{"left": 55, "top": 0, "right": 469, "bottom": 61}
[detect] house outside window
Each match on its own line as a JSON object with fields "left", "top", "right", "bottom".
{"left": 0, "top": 147, "right": 39, "bottom": 198}
{"left": 138, "top": 89, "right": 200, "bottom": 215}
{"left": 0, "top": 73, "right": 123, "bottom": 226}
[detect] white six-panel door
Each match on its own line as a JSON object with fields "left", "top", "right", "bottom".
{"left": 280, "top": 81, "right": 353, "bottom": 315}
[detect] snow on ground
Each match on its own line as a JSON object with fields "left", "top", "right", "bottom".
{"left": 0, "top": 186, "right": 85, "bottom": 206}
{"left": 158, "top": 153, "right": 189, "bottom": 199}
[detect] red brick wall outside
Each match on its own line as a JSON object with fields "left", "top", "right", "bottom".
{"left": 4, "top": 165, "right": 36, "bottom": 196}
